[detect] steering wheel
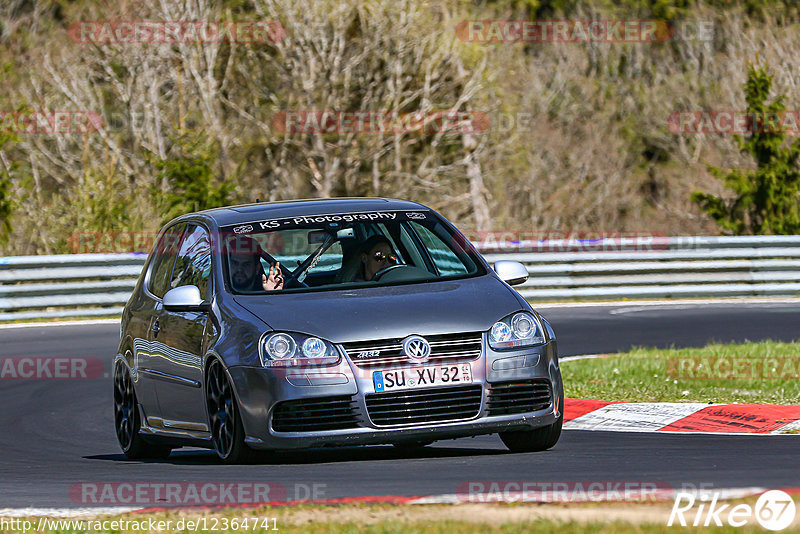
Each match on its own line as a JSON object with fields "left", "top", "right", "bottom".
{"left": 282, "top": 235, "right": 340, "bottom": 288}
{"left": 282, "top": 264, "right": 311, "bottom": 289}
{"left": 283, "top": 276, "right": 308, "bottom": 289}
{"left": 371, "top": 264, "right": 405, "bottom": 281}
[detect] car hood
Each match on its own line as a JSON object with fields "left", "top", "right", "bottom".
{"left": 232, "top": 275, "right": 524, "bottom": 343}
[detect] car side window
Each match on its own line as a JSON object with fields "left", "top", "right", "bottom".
{"left": 148, "top": 223, "right": 185, "bottom": 298}
{"left": 410, "top": 221, "right": 470, "bottom": 276}
{"left": 170, "top": 224, "right": 212, "bottom": 299}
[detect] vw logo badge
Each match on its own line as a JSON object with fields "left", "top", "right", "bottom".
{"left": 402, "top": 335, "right": 431, "bottom": 361}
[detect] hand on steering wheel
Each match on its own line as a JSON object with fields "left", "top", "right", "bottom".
{"left": 282, "top": 267, "right": 310, "bottom": 288}
{"left": 371, "top": 264, "right": 405, "bottom": 281}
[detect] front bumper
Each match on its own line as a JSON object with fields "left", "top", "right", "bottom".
{"left": 227, "top": 339, "right": 562, "bottom": 450}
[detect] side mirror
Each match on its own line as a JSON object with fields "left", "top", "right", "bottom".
{"left": 163, "top": 285, "right": 209, "bottom": 312}
{"left": 493, "top": 260, "right": 529, "bottom": 286}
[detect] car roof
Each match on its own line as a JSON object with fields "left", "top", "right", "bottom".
{"left": 194, "top": 197, "right": 430, "bottom": 227}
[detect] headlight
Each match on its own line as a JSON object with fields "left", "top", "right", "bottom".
{"left": 260, "top": 332, "right": 340, "bottom": 367}
{"left": 490, "top": 322, "right": 512, "bottom": 343}
{"left": 511, "top": 313, "right": 535, "bottom": 339}
{"left": 266, "top": 333, "right": 296, "bottom": 359}
{"left": 302, "top": 337, "right": 327, "bottom": 358}
{"left": 489, "top": 312, "right": 545, "bottom": 349}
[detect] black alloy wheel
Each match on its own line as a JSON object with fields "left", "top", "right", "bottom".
{"left": 113, "top": 362, "right": 171, "bottom": 460}
{"left": 206, "top": 359, "right": 258, "bottom": 463}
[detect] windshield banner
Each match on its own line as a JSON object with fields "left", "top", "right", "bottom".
{"left": 220, "top": 210, "right": 431, "bottom": 234}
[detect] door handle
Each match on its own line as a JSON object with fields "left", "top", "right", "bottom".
{"left": 151, "top": 320, "right": 160, "bottom": 337}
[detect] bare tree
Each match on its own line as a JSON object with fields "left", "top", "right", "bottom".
{"left": 236, "top": 0, "right": 494, "bottom": 228}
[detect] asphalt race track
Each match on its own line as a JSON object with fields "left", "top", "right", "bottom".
{"left": 1, "top": 302, "right": 799, "bottom": 508}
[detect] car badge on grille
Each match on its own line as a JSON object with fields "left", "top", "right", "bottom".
{"left": 402, "top": 335, "right": 431, "bottom": 360}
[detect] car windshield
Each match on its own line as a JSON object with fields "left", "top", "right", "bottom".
{"left": 222, "top": 210, "right": 485, "bottom": 293}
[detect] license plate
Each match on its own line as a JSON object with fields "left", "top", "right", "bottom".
{"left": 373, "top": 363, "right": 473, "bottom": 392}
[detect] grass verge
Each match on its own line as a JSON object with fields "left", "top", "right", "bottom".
{"left": 562, "top": 341, "right": 800, "bottom": 403}
{"left": 4, "top": 501, "right": 799, "bottom": 533}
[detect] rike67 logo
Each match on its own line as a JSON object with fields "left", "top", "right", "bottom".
{"left": 668, "top": 490, "right": 796, "bottom": 530}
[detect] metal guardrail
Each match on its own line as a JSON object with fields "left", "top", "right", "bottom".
{"left": 1, "top": 236, "right": 799, "bottom": 321}
{"left": 483, "top": 235, "right": 800, "bottom": 300}
{"left": 0, "top": 253, "right": 146, "bottom": 321}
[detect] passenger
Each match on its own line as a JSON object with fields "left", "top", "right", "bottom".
{"left": 354, "top": 236, "right": 398, "bottom": 282}
{"left": 227, "top": 236, "right": 284, "bottom": 291}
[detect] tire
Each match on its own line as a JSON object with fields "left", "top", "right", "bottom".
{"left": 499, "top": 393, "right": 564, "bottom": 453}
{"left": 113, "top": 363, "right": 172, "bottom": 460}
{"left": 206, "top": 359, "right": 259, "bottom": 464}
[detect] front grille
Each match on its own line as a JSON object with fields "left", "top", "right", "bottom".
{"left": 487, "top": 379, "right": 552, "bottom": 416}
{"left": 365, "top": 384, "right": 483, "bottom": 426}
{"left": 343, "top": 332, "right": 482, "bottom": 368}
{"left": 272, "top": 395, "right": 359, "bottom": 432}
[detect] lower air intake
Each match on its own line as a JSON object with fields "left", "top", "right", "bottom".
{"left": 272, "top": 395, "right": 359, "bottom": 432}
{"left": 487, "top": 379, "right": 552, "bottom": 416}
{"left": 366, "top": 384, "right": 483, "bottom": 426}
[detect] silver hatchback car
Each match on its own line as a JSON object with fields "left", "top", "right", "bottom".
{"left": 115, "top": 198, "right": 563, "bottom": 463}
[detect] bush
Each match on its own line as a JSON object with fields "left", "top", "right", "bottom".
{"left": 691, "top": 61, "right": 800, "bottom": 235}
{"left": 0, "top": 133, "right": 17, "bottom": 245}
{"left": 151, "top": 133, "right": 232, "bottom": 224}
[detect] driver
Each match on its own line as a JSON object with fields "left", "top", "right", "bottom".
{"left": 228, "top": 235, "right": 284, "bottom": 291}
{"left": 354, "top": 236, "right": 398, "bottom": 282}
